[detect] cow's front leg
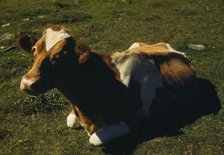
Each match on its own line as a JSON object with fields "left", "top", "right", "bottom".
{"left": 89, "top": 122, "right": 130, "bottom": 146}
{"left": 67, "top": 111, "right": 80, "bottom": 128}
{"left": 67, "top": 104, "right": 80, "bottom": 128}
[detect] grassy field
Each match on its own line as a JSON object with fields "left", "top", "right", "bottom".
{"left": 0, "top": 0, "right": 224, "bottom": 154}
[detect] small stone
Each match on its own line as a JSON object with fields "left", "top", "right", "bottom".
{"left": 188, "top": 44, "right": 206, "bottom": 51}
{"left": 23, "top": 18, "right": 30, "bottom": 21}
{"left": 0, "top": 46, "right": 5, "bottom": 50}
{"left": 18, "top": 139, "right": 23, "bottom": 143}
{"left": 38, "top": 15, "right": 46, "bottom": 18}
{"left": 2, "top": 23, "right": 10, "bottom": 27}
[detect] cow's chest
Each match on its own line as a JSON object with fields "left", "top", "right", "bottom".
{"left": 111, "top": 51, "right": 164, "bottom": 119}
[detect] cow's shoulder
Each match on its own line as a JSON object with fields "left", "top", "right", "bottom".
{"left": 97, "top": 52, "right": 121, "bottom": 81}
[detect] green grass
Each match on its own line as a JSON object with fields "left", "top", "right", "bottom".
{"left": 0, "top": 0, "right": 224, "bottom": 154}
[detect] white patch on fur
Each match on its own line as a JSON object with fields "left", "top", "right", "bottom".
{"left": 112, "top": 50, "right": 164, "bottom": 118}
{"left": 128, "top": 42, "right": 140, "bottom": 50}
{"left": 45, "top": 28, "right": 71, "bottom": 51}
{"left": 111, "top": 51, "right": 135, "bottom": 86}
{"left": 67, "top": 113, "right": 80, "bottom": 128}
{"left": 166, "top": 44, "right": 186, "bottom": 57}
{"left": 89, "top": 133, "right": 102, "bottom": 146}
{"left": 89, "top": 122, "right": 130, "bottom": 146}
{"left": 20, "top": 76, "right": 36, "bottom": 90}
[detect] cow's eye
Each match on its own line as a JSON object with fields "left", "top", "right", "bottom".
{"left": 56, "top": 51, "right": 67, "bottom": 59}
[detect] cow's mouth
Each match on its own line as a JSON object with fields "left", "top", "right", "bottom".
{"left": 21, "top": 84, "right": 47, "bottom": 96}
{"left": 23, "top": 88, "right": 42, "bottom": 96}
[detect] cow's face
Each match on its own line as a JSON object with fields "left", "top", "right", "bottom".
{"left": 18, "top": 26, "right": 89, "bottom": 96}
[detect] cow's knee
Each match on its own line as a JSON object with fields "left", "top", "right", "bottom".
{"left": 89, "top": 122, "right": 130, "bottom": 146}
{"left": 67, "top": 112, "right": 80, "bottom": 128}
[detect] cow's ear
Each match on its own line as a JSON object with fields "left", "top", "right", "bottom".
{"left": 75, "top": 44, "right": 91, "bottom": 63}
{"left": 17, "top": 34, "right": 37, "bottom": 52}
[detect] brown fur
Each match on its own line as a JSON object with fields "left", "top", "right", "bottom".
{"left": 149, "top": 53, "right": 198, "bottom": 121}
{"left": 129, "top": 42, "right": 170, "bottom": 56}
{"left": 74, "top": 44, "right": 91, "bottom": 63}
{"left": 99, "top": 53, "right": 121, "bottom": 81}
{"left": 154, "top": 53, "right": 196, "bottom": 87}
{"left": 71, "top": 104, "right": 101, "bottom": 134}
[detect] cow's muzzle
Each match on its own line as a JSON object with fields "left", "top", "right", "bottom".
{"left": 20, "top": 75, "right": 43, "bottom": 96}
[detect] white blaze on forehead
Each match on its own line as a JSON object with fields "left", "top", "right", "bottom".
{"left": 45, "top": 28, "right": 71, "bottom": 51}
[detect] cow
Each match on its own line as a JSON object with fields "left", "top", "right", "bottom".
{"left": 17, "top": 25, "right": 197, "bottom": 146}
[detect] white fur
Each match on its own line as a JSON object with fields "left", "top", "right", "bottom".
{"left": 20, "top": 77, "right": 36, "bottom": 90}
{"left": 111, "top": 50, "right": 164, "bottom": 119}
{"left": 89, "top": 122, "right": 130, "bottom": 146}
{"left": 67, "top": 113, "right": 80, "bottom": 128}
{"left": 128, "top": 42, "right": 140, "bottom": 49}
{"left": 111, "top": 51, "right": 136, "bottom": 86}
{"left": 166, "top": 44, "right": 186, "bottom": 57}
{"left": 45, "top": 28, "right": 71, "bottom": 51}
{"left": 89, "top": 133, "right": 102, "bottom": 146}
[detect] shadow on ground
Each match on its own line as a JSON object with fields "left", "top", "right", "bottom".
{"left": 102, "top": 78, "right": 221, "bottom": 154}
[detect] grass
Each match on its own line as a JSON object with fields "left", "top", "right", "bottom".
{"left": 0, "top": 0, "right": 224, "bottom": 154}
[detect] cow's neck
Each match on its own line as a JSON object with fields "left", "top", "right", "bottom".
{"left": 58, "top": 52, "right": 124, "bottom": 98}
{"left": 98, "top": 52, "right": 121, "bottom": 81}
{"left": 57, "top": 52, "right": 134, "bottom": 127}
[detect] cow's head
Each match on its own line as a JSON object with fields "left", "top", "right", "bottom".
{"left": 18, "top": 26, "right": 90, "bottom": 95}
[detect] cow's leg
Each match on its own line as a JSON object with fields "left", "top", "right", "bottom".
{"left": 89, "top": 122, "right": 130, "bottom": 146}
{"left": 67, "top": 104, "right": 80, "bottom": 128}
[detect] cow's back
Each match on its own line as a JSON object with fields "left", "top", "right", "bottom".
{"left": 112, "top": 43, "right": 198, "bottom": 121}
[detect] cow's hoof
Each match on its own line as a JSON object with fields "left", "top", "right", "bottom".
{"left": 89, "top": 122, "right": 130, "bottom": 146}
{"left": 89, "top": 133, "right": 104, "bottom": 146}
{"left": 67, "top": 113, "right": 80, "bottom": 128}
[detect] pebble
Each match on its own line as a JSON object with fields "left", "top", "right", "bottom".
{"left": 2, "top": 23, "right": 10, "bottom": 27}
{"left": 23, "top": 18, "right": 30, "bottom": 21}
{"left": 38, "top": 15, "right": 46, "bottom": 18}
{"left": 0, "top": 46, "right": 5, "bottom": 50}
{"left": 188, "top": 44, "right": 206, "bottom": 51}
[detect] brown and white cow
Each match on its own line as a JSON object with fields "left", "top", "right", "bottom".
{"left": 17, "top": 26, "right": 197, "bottom": 146}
